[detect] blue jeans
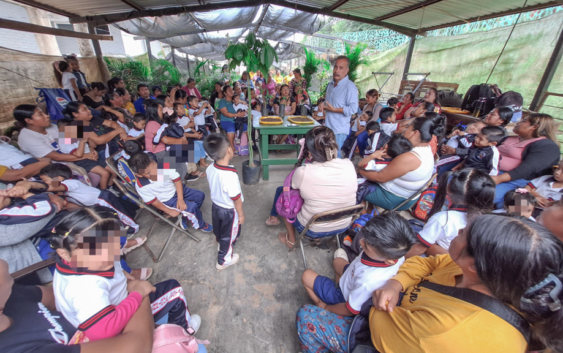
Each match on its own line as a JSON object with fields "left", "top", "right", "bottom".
{"left": 294, "top": 217, "right": 348, "bottom": 239}
{"left": 494, "top": 171, "right": 528, "bottom": 209}
{"left": 270, "top": 186, "right": 284, "bottom": 217}
{"left": 335, "top": 133, "right": 347, "bottom": 158}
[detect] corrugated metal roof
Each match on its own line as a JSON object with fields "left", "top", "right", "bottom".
{"left": 16, "top": 0, "right": 560, "bottom": 33}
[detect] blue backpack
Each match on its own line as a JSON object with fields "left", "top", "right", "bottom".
{"left": 35, "top": 88, "right": 70, "bottom": 121}
{"left": 350, "top": 209, "right": 379, "bottom": 235}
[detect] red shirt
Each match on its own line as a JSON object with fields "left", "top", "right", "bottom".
{"left": 395, "top": 102, "right": 412, "bottom": 120}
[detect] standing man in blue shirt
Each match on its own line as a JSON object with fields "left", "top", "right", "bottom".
{"left": 324, "top": 56, "right": 359, "bottom": 157}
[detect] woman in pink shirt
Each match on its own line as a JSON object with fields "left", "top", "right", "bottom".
{"left": 491, "top": 113, "right": 560, "bottom": 208}
{"left": 262, "top": 72, "right": 276, "bottom": 97}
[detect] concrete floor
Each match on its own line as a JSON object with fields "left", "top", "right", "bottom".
{"left": 127, "top": 152, "right": 340, "bottom": 353}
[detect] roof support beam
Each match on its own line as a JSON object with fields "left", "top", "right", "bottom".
{"left": 13, "top": 0, "right": 77, "bottom": 18}
{"left": 402, "top": 36, "right": 416, "bottom": 80}
{"left": 119, "top": 0, "right": 144, "bottom": 11}
{"left": 254, "top": 4, "right": 270, "bottom": 33}
{"left": 374, "top": 0, "right": 444, "bottom": 22}
{"left": 0, "top": 18, "right": 113, "bottom": 41}
{"left": 420, "top": 1, "right": 562, "bottom": 32}
{"left": 278, "top": 39, "right": 334, "bottom": 53}
{"left": 329, "top": 0, "right": 351, "bottom": 11}
{"left": 530, "top": 24, "right": 563, "bottom": 111}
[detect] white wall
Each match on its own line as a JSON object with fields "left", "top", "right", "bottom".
{"left": 0, "top": 0, "right": 42, "bottom": 54}
{"left": 55, "top": 24, "right": 127, "bottom": 56}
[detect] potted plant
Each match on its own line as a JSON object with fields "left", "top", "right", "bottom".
{"left": 224, "top": 33, "right": 278, "bottom": 185}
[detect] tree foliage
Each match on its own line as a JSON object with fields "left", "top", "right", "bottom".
{"left": 302, "top": 47, "right": 330, "bottom": 91}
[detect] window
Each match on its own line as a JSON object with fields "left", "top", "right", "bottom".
{"left": 95, "top": 25, "right": 111, "bottom": 35}
{"left": 56, "top": 23, "right": 74, "bottom": 31}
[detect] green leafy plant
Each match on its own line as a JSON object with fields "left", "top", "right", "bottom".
{"left": 194, "top": 59, "right": 210, "bottom": 79}
{"left": 302, "top": 47, "right": 329, "bottom": 91}
{"left": 344, "top": 42, "right": 368, "bottom": 82}
{"left": 225, "top": 33, "right": 279, "bottom": 168}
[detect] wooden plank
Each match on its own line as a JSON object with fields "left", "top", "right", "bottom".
{"left": 329, "top": 0, "right": 351, "bottom": 11}
{"left": 374, "top": 0, "right": 445, "bottom": 22}
{"left": 0, "top": 18, "right": 113, "bottom": 41}
{"left": 13, "top": 0, "right": 76, "bottom": 18}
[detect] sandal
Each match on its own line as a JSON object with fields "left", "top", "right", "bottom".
{"left": 195, "top": 170, "right": 206, "bottom": 178}
{"left": 122, "top": 236, "right": 147, "bottom": 255}
{"left": 278, "top": 232, "right": 295, "bottom": 248}
{"left": 265, "top": 217, "right": 280, "bottom": 226}
{"left": 133, "top": 267, "right": 153, "bottom": 281}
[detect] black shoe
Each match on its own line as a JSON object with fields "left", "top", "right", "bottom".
{"left": 185, "top": 174, "right": 199, "bottom": 182}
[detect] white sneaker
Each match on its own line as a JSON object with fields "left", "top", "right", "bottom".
{"left": 189, "top": 314, "right": 202, "bottom": 333}
{"left": 334, "top": 248, "right": 349, "bottom": 262}
{"left": 216, "top": 253, "right": 239, "bottom": 270}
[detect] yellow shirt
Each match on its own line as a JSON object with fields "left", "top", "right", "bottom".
{"left": 370, "top": 255, "right": 528, "bottom": 353}
{"left": 0, "top": 165, "right": 6, "bottom": 179}
{"left": 124, "top": 101, "right": 136, "bottom": 115}
{"left": 274, "top": 74, "right": 284, "bottom": 84}
{"left": 284, "top": 74, "right": 294, "bottom": 84}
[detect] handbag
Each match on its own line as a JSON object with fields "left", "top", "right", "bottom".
{"left": 275, "top": 169, "right": 304, "bottom": 223}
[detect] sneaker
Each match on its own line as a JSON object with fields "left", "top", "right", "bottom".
{"left": 200, "top": 222, "right": 213, "bottom": 233}
{"left": 180, "top": 217, "right": 188, "bottom": 230}
{"left": 189, "top": 314, "right": 202, "bottom": 333}
{"left": 334, "top": 248, "right": 349, "bottom": 262}
{"left": 185, "top": 173, "right": 199, "bottom": 182}
{"left": 107, "top": 185, "right": 121, "bottom": 197}
{"left": 216, "top": 253, "right": 239, "bottom": 270}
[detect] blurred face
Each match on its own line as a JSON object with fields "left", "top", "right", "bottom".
{"left": 402, "top": 121, "right": 420, "bottom": 145}
{"left": 358, "top": 100, "right": 366, "bottom": 110}
{"left": 275, "top": 85, "right": 281, "bottom": 94}
{"left": 333, "top": 58, "right": 349, "bottom": 82}
{"left": 276, "top": 70, "right": 280, "bottom": 75}
{"left": 360, "top": 113, "right": 370, "bottom": 121}
{"left": 234, "top": 86, "right": 241, "bottom": 96}
{"left": 116, "top": 80, "right": 125, "bottom": 89}
{"left": 175, "top": 105, "right": 185, "bottom": 116}
{"left": 188, "top": 81, "right": 196, "bottom": 89}
{"left": 402, "top": 94, "right": 413, "bottom": 104}
{"left": 251, "top": 89, "right": 256, "bottom": 99}
{"left": 27, "top": 107, "right": 51, "bottom": 128}
{"left": 281, "top": 86, "right": 290, "bottom": 97}
{"left": 225, "top": 86, "right": 234, "bottom": 99}
{"left": 233, "top": 96, "right": 240, "bottom": 105}
{"left": 164, "top": 96, "right": 172, "bottom": 108}
{"left": 138, "top": 86, "right": 150, "bottom": 98}
{"left": 72, "top": 104, "right": 92, "bottom": 122}
{"left": 137, "top": 161, "right": 158, "bottom": 181}
{"left": 508, "top": 200, "right": 535, "bottom": 219}
{"left": 154, "top": 88, "right": 162, "bottom": 96}
{"left": 215, "top": 83, "right": 222, "bottom": 92}
{"left": 68, "top": 59, "right": 79, "bottom": 71}
{"left": 293, "top": 70, "right": 300, "bottom": 79}
{"left": 513, "top": 117, "right": 537, "bottom": 137}
{"left": 553, "top": 162, "right": 563, "bottom": 182}
{"left": 466, "top": 121, "right": 486, "bottom": 134}
{"left": 537, "top": 204, "right": 563, "bottom": 241}
{"left": 483, "top": 109, "right": 503, "bottom": 126}
{"left": 242, "top": 73, "right": 248, "bottom": 81}
{"left": 67, "top": 232, "right": 121, "bottom": 271}
{"left": 122, "top": 90, "right": 131, "bottom": 104}
{"left": 473, "top": 132, "right": 492, "bottom": 148}
{"left": 110, "top": 94, "right": 123, "bottom": 107}
{"left": 424, "top": 89, "right": 436, "bottom": 103}
{"left": 412, "top": 104, "right": 426, "bottom": 117}
{"left": 0, "top": 259, "right": 14, "bottom": 314}
{"left": 96, "top": 89, "right": 106, "bottom": 97}
{"left": 133, "top": 119, "right": 146, "bottom": 130}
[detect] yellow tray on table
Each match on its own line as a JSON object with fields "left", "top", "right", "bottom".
{"left": 260, "top": 116, "right": 283, "bottom": 125}
{"left": 288, "top": 116, "right": 315, "bottom": 125}
{"left": 442, "top": 107, "right": 471, "bottom": 114}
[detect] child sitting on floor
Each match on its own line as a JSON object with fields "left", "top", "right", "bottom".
{"left": 379, "top": 107, "right": 398, "bottom": 136}
{"left": 52, "top": 206, "right": 202, "bottom": 342}
{"left": 363, "top": 121, "right": 391, "bottom": 157}
{"left": 525, "top": 159, "right": 563, "bottom": 208}
{"left": 500, "top": 188, "right": 537, "bottom": 221}
{"left": 127, "top": 113, "right": 147, "bottom": 138}
{"left": 387, "top": 97, "right": 399, "bottom": 110}
{"left": 39, "top": 163, "right": 139, "bottom": 234}
{"left": 203, "top": 134, "right": 245, "bottom": 270}
{"left": 452, "top": 126, "right": 505, "bottom": 176}
{"left": 187, "top": 95, "right": 213, "bottom": 137}
{"left": 301, "top": 212, "right": 416, "bottom": 316}
{"left": 129, "top": 153, "right": 212, "bottom": 232}
{"left": 341, "top": 111, "right": 373, "bottom": 159}
{"left": 57, "top": 119, "right": 113, "bottom": 190}
{"left": 437, "top": 121, "right": 489, "bottom": 175}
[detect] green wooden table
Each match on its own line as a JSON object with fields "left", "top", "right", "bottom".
{"left": 254, "top": 116, "right": 321, "bottom": 180}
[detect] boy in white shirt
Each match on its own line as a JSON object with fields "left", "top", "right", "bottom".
{"left": 187, "top": 96, "right": 214, "bottom": 136}
{"left": 301, "top": 212, "right": 417, "bottom": 316}
{"left": 203, "top": 134, "right": 245, "bottom": 270}
{"left": 127, "top": 113, "right": 147, "bottom": 138}
{"left": 129, "top": 153, "right": 212, "bottom": 232}
{"left": 379, "top": 107, "right": 398, "bottom": 136}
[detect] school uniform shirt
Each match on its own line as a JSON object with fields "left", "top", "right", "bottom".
{"left": 135, "top": 169, "right": 182, "bottom": 204}
{"left": 177, "top": 116, "right": 192, "bottom": 130}
{"left": 0, "top": 285, "right": 79, "bottom": 353}
{"left": 18, "top": 124, "right": 61, "bottom": 158}
{"left": 528, "top": 175, "right": 563, "bottom": 202}
{"left": 53, "top": 259, "right": 142, "bottom": 341}
{"left": 370, "top": 255, "right": 528, "bottom": 353}
{"left": 127, "top": 127, "right": 144, "bottom": 138}
{"left": 62, "top": 72, "right": 77, "bottom": 100}
{"left": 0, "top": 193, "right": 56, "bottom": 225}
{"left": 339, "top": 252, "right": 405, "bottom": 314}
{"left": 464, "top": 146, "right": 500, "bottom": 176}
{"left": 313, "top": 106, "right": 324, "bottom": 117}
{"left": 0, "top": 140, "right": 34, "bottom": 168}
{"left": 364, "top": 131, "right": 391, "bottom": 156}
{"left": 365, "top": 158, "right": 392, "bottom": 172}
{"left": 189, "top": 104, "right": 213, "bottom": 127}
{"left": 417, "top": 208, "right": 467, "bottom": 250}
{"left": 206, "top": 163, "right": 243, "bottom": 209}
{"left": 251, "top": 110, "right": 262, "bottom": 127}
{"left": 61, "top": 179, "right": 100, "bottom": 206}
{"left": 380, "top": 122, "right": 398, "bottom": 136}
{"left": 233, "top": 103, "right": 248, "bottom": 113}
{"left": 58, "top": 139, "right": 91, "bottom": 155}
{"left": 351, "top": 119, "right": 367, "bottom": 132}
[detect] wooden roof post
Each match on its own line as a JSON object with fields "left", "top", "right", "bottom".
{"left": 530, "top": 25, "right": 563, "bottom": 111}
{"left": 87, "top": 22, "right": 110, "bottom": 83}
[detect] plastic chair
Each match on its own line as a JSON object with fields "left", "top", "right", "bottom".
{"left": 289, "top": 204, "right": 364, "bottom": 269}
{"left": 106, "top": 151, "right": 200, "bottom": 263}
{"left": 381, "top": 173, "right": 438, "bottom": 214}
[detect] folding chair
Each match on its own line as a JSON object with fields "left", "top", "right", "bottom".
{"left": 11, "top": 257, "right": 55, "bottom": 280}
{"left": 382, "top": 173, "right": 438, "bottom": 214}
{"left": 106, "top": 151, "right": 200, "bottom": 263}
{"left": 289, "top": 204, "right": 364, "bottom": 269}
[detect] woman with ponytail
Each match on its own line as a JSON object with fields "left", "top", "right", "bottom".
{"left": 265, "top": 126, "right": 357, "bottom": 248}
{"left": 406, "top": 168, "right": 495, "bottom": 257}
{"left": 357, "top": 114, "right": 446, "bottom": 210}
{"left": 82, "top": 82, "right": 107, "bottom": 110}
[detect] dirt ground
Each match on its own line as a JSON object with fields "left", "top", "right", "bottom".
{"left": 127, "top": 154, "right": 340, "bottom": 353}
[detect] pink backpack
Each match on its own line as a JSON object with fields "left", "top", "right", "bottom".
{"left": 275, "top": 169, "right": 304, "bottom": 223}
{"left": 152, "top": 324, "right": 209, "bottom": 353}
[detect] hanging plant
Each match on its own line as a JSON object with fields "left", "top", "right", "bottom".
{"left": 225, "top": 33, "right": 279, "bottom": 168}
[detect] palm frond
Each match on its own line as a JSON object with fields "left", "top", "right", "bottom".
{"left": 344, "top": 42, "right": 368, "bottom": 82}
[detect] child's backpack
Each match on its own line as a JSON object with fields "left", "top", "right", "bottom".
{"left": 152, "top": 324, "right": 209, "bottom": 353}
{"left": 461, "top": 84, "right": 495, "bottom": 114}
{"left": 275, "top": 169, "right": 304, "bottom": 223}
{"left": 35, "top": 88, "right": 70, "bottom": 122}
{"left": 411, "top": 186, "right": 451, "bottom": 222}
{"left": 235, "top": 132, "right": 249, "bottom": 156}
{"left": 350, "top": 209, "right": 379, "bottom": 235}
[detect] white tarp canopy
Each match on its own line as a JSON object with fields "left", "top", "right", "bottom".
{"left": 113, "top": 5, "right": 327, "bottom": 61}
